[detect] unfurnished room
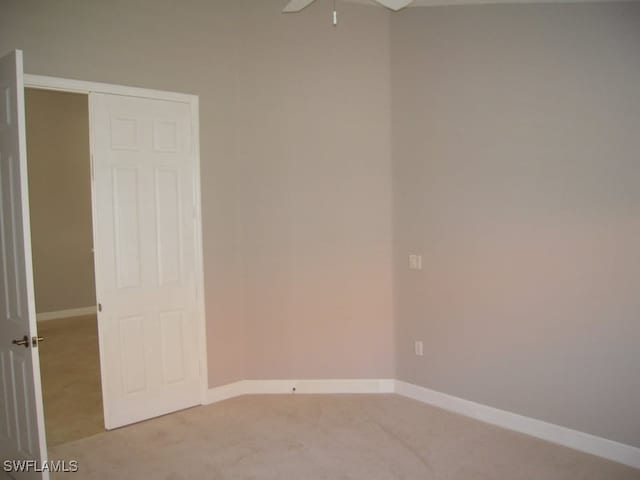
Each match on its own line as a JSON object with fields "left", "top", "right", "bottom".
{"left": 0, "top": 0, "right": 639, "bottom": 479}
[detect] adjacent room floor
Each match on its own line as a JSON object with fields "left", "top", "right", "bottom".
{"left": 48, "top": 394, "right": 639, "bottom": 479}
{"left": 38, "top": 314, "right": 104, "bottom": 446}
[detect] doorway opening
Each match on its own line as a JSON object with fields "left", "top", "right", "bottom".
{"left": 24, "top": 87, "right": 104, "bottom": 446}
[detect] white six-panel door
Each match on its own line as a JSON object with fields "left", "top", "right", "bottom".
{"left": 0, "top": 50, "right": 48, "bottom": 479}
{"left": 91, "top": 93, "right": 201, "bottom": 429}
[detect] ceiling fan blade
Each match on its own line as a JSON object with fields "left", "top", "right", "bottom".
{"left": 282, "top": 0, "right": 317, "bottom": 12}
{"left": 373, "top": 0, "right": 413, "bottom": 11}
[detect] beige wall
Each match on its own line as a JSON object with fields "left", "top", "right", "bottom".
{"left": 25, "top": 88, "right": 96, "bottom": 313}
{"left": 0, "top": 0, "right": 395, "bottom": 385}
{"left": 236, "top": 2, "right": 394, "bottom": 379}
{"left": 391, "top": 3, "right": 640, "bottom": 448}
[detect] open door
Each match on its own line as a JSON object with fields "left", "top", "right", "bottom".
{"left": 0, "top": 50, "right": 48, "bottom": 479}
{"left": 91, "top": 92, "right": 202, "bottom": 429}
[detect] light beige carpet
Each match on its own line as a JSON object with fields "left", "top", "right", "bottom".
{"left": 48, "top": 394, "right": 639, "bottom": 479}
{"left": 37, "top": 314, "right": 104, "bottom": 446}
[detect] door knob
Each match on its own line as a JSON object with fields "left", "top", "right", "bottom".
{"left": 12, "top": 336, "right": 29, "bottom": 348}
{"left": 11, "top": 336, "right": 44, "bottom": 348}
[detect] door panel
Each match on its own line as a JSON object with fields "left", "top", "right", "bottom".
{"left": 0, "top": 50, "right": 47, "bottom": 479}
{"left": 155, "top": 168, "right": 182, "bottom": 286}
{"left": 112, "top": 167, "right": 142, "bottom": 288}
{"left": 160, "top": 311, "right": 186, "bottom": 384}
{"left": 91, "top": 93, "right": 200, "bottom": 429}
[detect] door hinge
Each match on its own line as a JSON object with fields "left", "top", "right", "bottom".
{"left": 98, "top": 303, "right": 103, "bottom": 312}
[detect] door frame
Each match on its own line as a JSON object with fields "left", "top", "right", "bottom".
{"left": 23, "top": 74, "right": 209, "bottom": 419}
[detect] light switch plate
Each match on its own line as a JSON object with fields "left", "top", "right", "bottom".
{"left": 409, "top": 254, "right": 422, "bottom": 270}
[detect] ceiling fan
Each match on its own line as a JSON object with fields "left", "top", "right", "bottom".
{"left": 283, "top": 0, "right": 414, "bottom": 11}
{"left": 283, "top": 0, "right": 414, "bottom": 25}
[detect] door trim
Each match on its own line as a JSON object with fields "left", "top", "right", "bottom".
{"left": 24, "top": 74, "right": 195, "bottom": 103}
{"left": 23, "top": 74, "right": 209, "bottom": 408}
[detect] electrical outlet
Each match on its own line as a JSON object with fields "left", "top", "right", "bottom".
{"left": 409, "top": 254, "right": 422, "bottom": 270}
{"left": 414, "top": 340, "right": 424, "bottom": 356}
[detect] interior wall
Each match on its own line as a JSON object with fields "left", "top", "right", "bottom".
{"left": 236, "top": 2, "right": 394, "bottom": 379}
{"left": 25, "top": 88, "right": 96, "bottom": 314}
{"left": 0, "top": 0, "right": 395, "bottom": 385}
{"left": 391, "top": 3, "right": 640, "bottom": 448}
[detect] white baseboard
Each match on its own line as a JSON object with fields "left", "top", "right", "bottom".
{"left": 247, "top": 378, "right": 395, "bottom": 395}
{"left": 206, "top": 381, "right": 249, "bottom": 404}
{"left": 205, "top": 378, "right": 394, "bottom": 405}
{"left": 394, "top": 380, "right": 640, "bottom": 470}
{"left": 36, "top": 306, "right": 97, "bottom": 322}
{"left": 204, "top": 378, "right": 639, "bottom": 470}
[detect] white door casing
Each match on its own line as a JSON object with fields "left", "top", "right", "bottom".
{"left": 0, "top": 50, "right": 48, "bottom": 479}
{"left": 91, "top": 93, "right": 202, "bottom": 429}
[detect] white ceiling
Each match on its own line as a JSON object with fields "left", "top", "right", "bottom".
{"left": 348, "top": 0, "right": 635, "bottom": 6}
